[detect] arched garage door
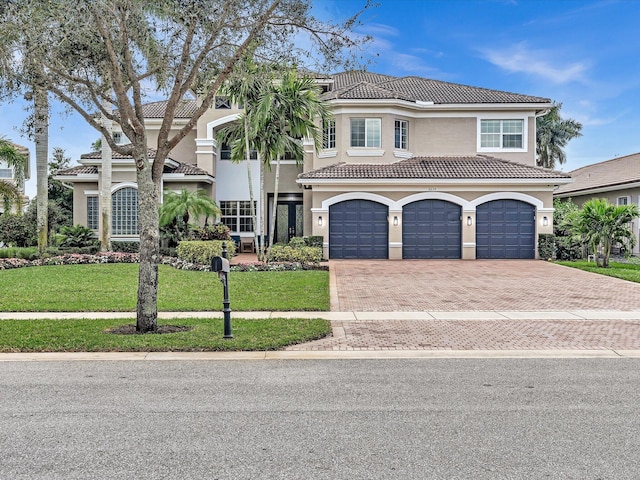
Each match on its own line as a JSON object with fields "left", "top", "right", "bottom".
{"left": 402, "top": 200, "right": 461, "bottom": 259}
{"left": 476, "top": 199, "right": 535, "bottom": 259}
{"left": 329, "top": 200, "right": 388, "bottom": 259}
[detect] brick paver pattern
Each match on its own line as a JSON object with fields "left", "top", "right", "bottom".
{"left": 331, "top": 260, "right": 640, "bottom": 312}
{"left": 285, "top": 319, "right": 640, "bottom": 351}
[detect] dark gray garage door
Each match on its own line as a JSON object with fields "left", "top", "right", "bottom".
{"left": 402, "top": 199, "right": 461, "bottom": 259}
{"left": 329, "top": 200, "right": 388, "bottom": 259}
{"left": 476, "top": 199, "right": 535, "bottom": 259}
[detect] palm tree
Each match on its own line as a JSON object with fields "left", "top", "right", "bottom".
{"left": 34, "top": 86, "right": 49, "bottom": 254}
{"left": 253, "top": 69, "right": 330, "bottom": 256}
{"left": 159, "top": 188, "right": 221, "bottom": 241}
{"left": 217, "top": 54, "right": 270, "bottom": 259}
{"left": 0, "top": 138, "right": 27, "bottom": 214}
{"left": 536, "top": 103, "right": 582, "bottom": 169}
{"left": 573, "top": 198, "right": 639, "bottom": 267}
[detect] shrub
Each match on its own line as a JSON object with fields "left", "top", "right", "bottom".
{"left": 0, "top": 246, "right": 38, "bottom": 260}
{"left": 59, "top": 224, "right": 98, "bottom": 248}
{"left": 176, "top": 240, "right": 236, "bottom": 265}
{"left": 304, "top": 235, "right": 324, "bottom": 248}
{"left": 538, "top": 234, "right": 555, "bottom": 260}
{"left": 288, "top": 236, "right": 306, "bottom": 248}
{"left": 267, "top": 244, "right": 322, "bottom": 264}
{"left": 0, "top": 214, "right": 35, "bottom": 247}
{"left": 189, "top": 223, "right": 232, "bottom": 241}
{"left": 112, "top": 241, "right": 140, "bottom": 253}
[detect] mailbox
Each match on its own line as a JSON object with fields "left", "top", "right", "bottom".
{"left": 211, "top": 256, "right": 230, "bottom": 273}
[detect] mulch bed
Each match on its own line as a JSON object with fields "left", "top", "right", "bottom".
{"left": 107, "top": 325, "right": 193, "bottom": 335}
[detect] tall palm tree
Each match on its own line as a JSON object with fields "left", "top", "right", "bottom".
{"left": 0, "top": 138, "right": 27, "bottom": 214}
{"left": 253, "top": 69, "right": 330, "bottom": 256}
{"left": 217, "top": 54, "right": 270, "bottom": 258}
{"left": 536, "top": 103, "right": 582, "bottom": 169}
{"left": 34, "top": 86, "right": 49, "bottom": 254}
{"left": 159, "top": 188, "right": 221, "bottom": 241}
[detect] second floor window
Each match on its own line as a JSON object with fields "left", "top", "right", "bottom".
{"left": 395, "top": 120, "right": 408, "bottom": 149}
{"left": 350, "top": 118, "right": 381, "bottom": 148}
{"left": 0, "top": 168, "right": 12, "bottom": 178}
{"left": 215, "top": 96, "right": 231, "bottom": 109}
{"left": 480, "top": 119, "right": 524, "bottom": 149}
{"left": 323, "top": 120, "right": 336, "bottom": 149}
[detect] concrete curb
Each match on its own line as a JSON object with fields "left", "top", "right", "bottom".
{"left": 1, "top": 349, "right": 640, "bottom": 362}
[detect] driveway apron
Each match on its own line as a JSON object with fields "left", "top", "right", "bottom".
{"left": 329, "top": 260, "right": 640, "bottom": 312}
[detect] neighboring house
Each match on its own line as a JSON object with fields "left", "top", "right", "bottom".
{"left": 0, "top": 141, "right": 30, "bottom": 214}
{"left": 554, "top": 152, "right": 640, "bottom": 256}
{"left": 56, "top": 71, "right": 572, "bottom": 259}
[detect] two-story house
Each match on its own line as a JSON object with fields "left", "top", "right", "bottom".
{"left": 56, "top": 71, "right": 572, "bottom": 259}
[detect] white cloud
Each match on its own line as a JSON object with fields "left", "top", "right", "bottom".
{"left": 480, "top": 42, "right": 590, "bottom": 84}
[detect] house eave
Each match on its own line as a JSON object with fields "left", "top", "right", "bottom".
{"left": 327, "top": 98, "right": 553, "bottom": 112}
{"left": 297, "top": 177, "right": 572, "bottom": 186}
{"left": 163, "top": 174, "right": 215, "bottom": 184}
{"left": 555, "top": 180, "right": 640, "bottom": 198}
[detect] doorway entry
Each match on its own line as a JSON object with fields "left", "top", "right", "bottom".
{"left": 269, "top": 194, "right": 304, "bottom": 244}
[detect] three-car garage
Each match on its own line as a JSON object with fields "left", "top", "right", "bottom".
{"left": 327, "top": 197, "right": 537, "bottom": 260}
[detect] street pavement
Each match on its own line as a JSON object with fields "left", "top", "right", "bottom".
{"left": 1, "top": 358, "right": 639, "bottom": 479}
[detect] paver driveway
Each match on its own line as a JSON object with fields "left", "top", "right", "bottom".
{"left": 330, "top": 260, "right": 640, "bottom": 312}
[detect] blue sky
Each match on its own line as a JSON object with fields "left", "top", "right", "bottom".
{"left": 2, "top": 0, "right": 639, "bottom": 198}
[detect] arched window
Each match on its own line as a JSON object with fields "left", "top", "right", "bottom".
{"left": 112, "top": 187, "right": 138, "bottom": 236}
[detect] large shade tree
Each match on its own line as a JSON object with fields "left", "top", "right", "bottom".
{"left": 536, "top": 102, "right": 582, "bottom": 169}
{"left": 1, "top": 0, "right": 369, "bottom": 332}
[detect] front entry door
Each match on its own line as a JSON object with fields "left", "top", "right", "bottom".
{"left": 275, "top": 201, "right": 303, "bottom": 244}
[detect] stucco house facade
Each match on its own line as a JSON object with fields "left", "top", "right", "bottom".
{"left": 56, "top": 71, "right": 572, "bottom": 259}
{"left": 554, "top": 152, "right": 640, "bottom": 256}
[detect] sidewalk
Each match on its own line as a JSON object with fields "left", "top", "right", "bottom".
{"left": 1, "top": 310, "right": 640, "bottom": 359}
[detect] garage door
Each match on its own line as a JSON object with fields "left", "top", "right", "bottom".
{"left": 402, "top": 200, "right": 461, "bottom": 259}
{"left": 329, "top": 200, "right": 388, "bottom": 259}
{"left": 476, "top": 199, "right": 535, "bottom": 259}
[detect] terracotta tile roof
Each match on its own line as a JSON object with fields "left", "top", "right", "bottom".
{"left": 141, "top": 100, "right": 198, "bottom": 118}
{"left": 56, "top": 165, "right": 98, "bottom": 175}
{"left": 325, "top": 72, "right": 550, "bottom": 104}
{"left": 555, "top": 152, "right": 640, "bottom": 195}
{"left": 58, "top": 148, "right": 210, "bottom": 177}
{"left": 298, "top": 155, "right": 570, "bottom": 181}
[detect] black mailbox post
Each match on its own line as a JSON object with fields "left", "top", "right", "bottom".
{"left": 211, "top": 242, "right": 232, "bottom": 339}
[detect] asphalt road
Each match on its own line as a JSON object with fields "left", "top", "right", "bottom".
{"left": 1, "top": 359, "right": 639, "bottom": 479}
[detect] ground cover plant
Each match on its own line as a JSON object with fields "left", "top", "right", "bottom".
{"left": 555, "top": 260, "right": 640, "bottom": 284}
{"left": 0, "top": 263, "right": 329, "bottom": 311}
{"left": 0, "top": 317, "right": 331, "bottom": 352}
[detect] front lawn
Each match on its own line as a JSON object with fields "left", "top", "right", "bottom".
{"left": 0, "top": 317, "right": 331, "bottom": 352}
{"left": 0, "top": 264, "right": 329, "bottom": 311}
{"left": 555, "top": 260, "right": 640, "bottom": 283}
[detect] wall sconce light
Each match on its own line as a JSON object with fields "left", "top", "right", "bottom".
{"left": 542, "top": 216, "right": 549, "bottom": 227}
{"left": 467, "top": 216, "right": 473, "bottom": 226}
{"left": 317, "top": 216, "right": 323, "bottom": 227}
{"left": 393, "top": 216, "right": 399, "bottom": 226}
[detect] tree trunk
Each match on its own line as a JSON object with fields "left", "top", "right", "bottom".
{"left": 100, "top": 103, "right": 112, "bottom": 252}
{"left": 258, "top": 156, "right": 266, "bottom": 261}
{"left": 34, "top": 88, "right": 48, "bottom": 255}
{"left": 267, "top": 154, "right": 281, "bottom": 259}
{"left": 244, "top": 115, "right": 258, "bottom": 255}
{"left": 135, "top": 154, "right": 160, "bottom": 333}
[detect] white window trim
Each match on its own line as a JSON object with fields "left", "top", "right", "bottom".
{"left": 617, "top": 196, "right": 631, "bottom": 206}
{"left": 350, "top": 117, "right": 382, "bottom": 149}
{"left": 477, "top": 115, "right": 528, "bottom": 153}
{"left": 394, "top": 119, "right": 408, "bottom": 150}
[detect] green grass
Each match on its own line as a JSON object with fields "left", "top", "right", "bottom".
{"left": 555, "top": 260, "right": 640, "bottom": 283}
{"left": 0, "top": 264, "right": 329, "bottom": 312}
{"left": 0, "top": 317, "right": 331, "bottom": 352}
